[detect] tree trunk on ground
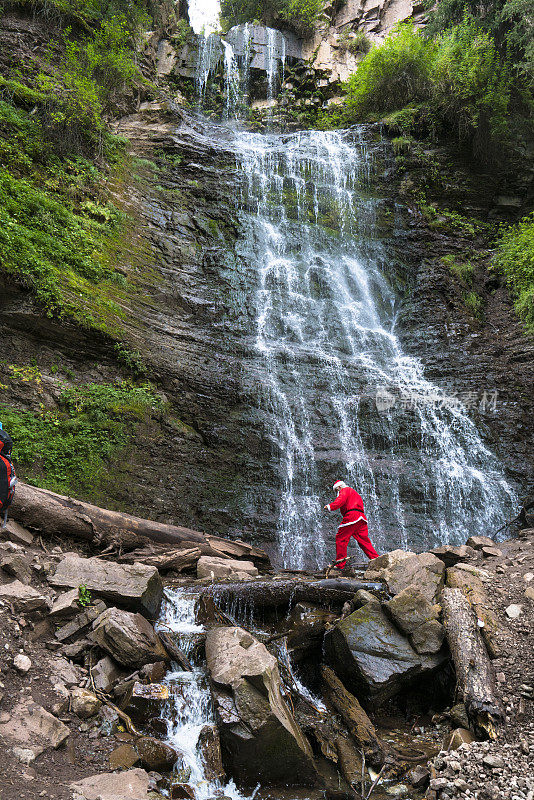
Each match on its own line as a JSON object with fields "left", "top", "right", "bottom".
{"left": 203, "top": 579, "right": 384, "bottom": 612}
{"left": 118, "top": 545, "right": 201, "bottom": 572}
{"left": 335, "top": 735, "right": 363, "bottom": 792}
{"left": 322, "top": 666, "right": 386, "bottom": 767}
{"left": 10, "top": 482, "right": 269, "bottom": 566}
{"left": 441, "top": 587, "right": 505, "bottom": 739}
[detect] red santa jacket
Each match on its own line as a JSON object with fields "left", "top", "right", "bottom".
{"left": 327, "top": 486, "right": 367, "bottom": 527}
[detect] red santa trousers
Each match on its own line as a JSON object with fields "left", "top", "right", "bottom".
{"left": 336, "top": 519, "right": 379, "bottom": 567}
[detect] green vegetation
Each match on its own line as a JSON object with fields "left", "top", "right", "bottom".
{"left": 324, "top": 20, "right": 515, "bottom": 159}
{"left": 0, "top": 379, "right": 162, "bottom": 497}
{"left": 493, "top": 213, "right": 534, "bottom": 332}
{"left": 78, "top": 584, "right": 93, "bottom": 607}
{"left": 441, "top": 254, "right": 475, "bottom": 285}
{"left": 338, "top": 30, "right": 372, "bottom": 57}
{"left": 0, "top": 112, "right": 129, "bottom": 333}
{"left": 220, "top": 0, "right": 323, "bottom": 36}
{"left": 463, "top": 290, "right": 484, "bottom": 317}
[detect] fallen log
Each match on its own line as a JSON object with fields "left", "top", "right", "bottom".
{"left": 204, "top": 578, "right": 385, "bottom": 612}
{"left": 441, "top": 587, "right": 505, "bottom": 739}
{"left": 322, "top": 666, "right": 386, "bottom": 767}
{"left": 118, "top": 545, "right": 201, "bottom": 573}
{"left": 10, "top": 482, "right": 269, "bottom": 567}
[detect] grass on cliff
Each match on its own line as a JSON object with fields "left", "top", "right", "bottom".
{"left": 493, "top": 213, "right": 534, "bottom": 333}
{"left": 0, "top": 378, "right": 163, "bottom": 498}
{"left": 0, "top": 97, "right": 155, "bottom": 337}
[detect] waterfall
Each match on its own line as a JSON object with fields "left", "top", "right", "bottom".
{"left": 186, "top": 6, "right": 516, "bottom": 568}
{"left": 232, "top": 128, "right": 516, "bottom": 567}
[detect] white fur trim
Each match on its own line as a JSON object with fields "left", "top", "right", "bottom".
{"left": 333, "top": 480, "right": 347, "bottom": 491}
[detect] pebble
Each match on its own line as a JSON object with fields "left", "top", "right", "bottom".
{"left": 505, "top": 604, "right": 523, "bottom": 619}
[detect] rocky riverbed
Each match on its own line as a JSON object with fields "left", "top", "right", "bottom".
{"left": 0, "top": 515, "right": 532, "bottom": 800}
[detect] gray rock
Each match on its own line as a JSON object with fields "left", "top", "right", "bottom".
{"left": 49, "top": 588, "right": 80, "bottom": 619}
{"left": 198, "top": 724, "right": 225, "bottom": 783}
{"left": 70, "top": 688, "right": 102, "bottom": 719}
{"left": 197, "top": 556, "right": 258, "bottom": 580}
{"left": 384, "top": 585, "right": 445, "bottom": 654}
{"left": 205, "top": 626, "right": 317, "bottom": 785}
{"left": 466, "top": 535, "right": 496, "bottom": 550}
{"left": 91, "top": 607, "right": 169, "bottom": 668}
{"left": 92, "top": 655, "right": 125, "bottom": 692}
{"left": 135, "top": 736, "right": 179, "bottom": 770}
{"left": 124, "top": 682, "right": 170, "bottom": 722}
{"left": 50, "top": 554, "right": 163, "bottom": 617}
{"left": 353, "top": 589, "right": 380, "bottom": 608}
{"left": 483, "top": 754, "right": 505, "bottom": 769}
{"left": 71, "top": 768, "right": 151, "bottom": 799}
{"left": 13, "top": 654, "right": 32, "bottom": 673}
{"left": 366, "top": 552, "right": 445, "bottom": 603}
{"left": 430, "top": 545, "right": 476, "bottom": 567}
{"left": 407, "top": 764, "right": 430, "bottom": 788}
{"left": 0, "top": 553, "right": 32, "bottom": 584}
{"left": 0, "top": 580, "right": 47, "bottom": 613}
{"left": 1, "top": 520, "right": 34, "bottom": 545}
{"left": 109, "top": 743, "right": 139, "bottom": 770}
{"left": 0, "top": 701, "right": 69, "bottom": 758}
{"left": 324, "top": 601, "right": 446, "bottom": 704}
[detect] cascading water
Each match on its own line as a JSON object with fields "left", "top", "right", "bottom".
{"left": 233, "top": 129, "right": 516, "bottom": 566}
{"left": 159, "top": 590, "right": 251, "bottom": 800}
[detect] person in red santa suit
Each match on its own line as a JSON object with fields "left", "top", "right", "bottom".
{"left": 324, "top": 480, "right": 379, "bottom": 570}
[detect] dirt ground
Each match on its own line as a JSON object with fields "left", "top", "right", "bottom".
{"left": 0, "top": 529, "right": 532, "bottom": 800}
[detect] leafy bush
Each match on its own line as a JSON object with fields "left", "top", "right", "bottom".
{"left": 340, "top": 20, "right": 512, "bottom": 158}
{"left": 463, "top": 290, "right": 484, "bottom": 317}
{"left": 278, "top": 0, "right": 323, "bottom": 36}
{"left": 441, "top": 254, "right": 475, "bottom": 285}
{"left": 493, "top": 213, "right": 534, "bottom": 332}
{"left": 343, "top": 25, "right": 436, "bottom": 118}
{"left": 431, "top": 18, "right": 511, "bottom": 153}
{"left": 0, "top": 380, "right": 161, "bottom": 497}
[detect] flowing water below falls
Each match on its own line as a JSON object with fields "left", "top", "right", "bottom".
{"left": 230, "top": 127, "right": 516, "bottom": 567}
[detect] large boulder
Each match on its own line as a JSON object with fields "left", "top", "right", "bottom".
{"left": 71, "top": 769, "right": 151, "bottom": 800}
{"left": 466, "top": 535, "right": 496, "bottom": 550}
{"left": 324, "top": 601, "right": 446, "bottom": 705}
{"left": 383, "top": 585, "right": 445, "bottom": 654}
{"left": 91, "top": 607, "right": 168, "bottom": 668}
{"left": 366, "top": 551, "right": 445, "bottom": 603}
{"left": 205, "top": 626, "right": 317, "bottom": 785}
{"left": 50, "top": 554, "right": 163, "bottom": 617}
{"left": 197, "top": 556, "right": 258, "bottom": 580}
{"left": 0, "top": 701, "right": 69, "bottom": 761}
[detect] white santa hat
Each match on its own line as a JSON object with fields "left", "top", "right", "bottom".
{"left": 333, "top": 480, "right": 347, "bottom": 491}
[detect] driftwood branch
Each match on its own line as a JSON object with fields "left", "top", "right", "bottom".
{"left": 441, "top": 587, "right": 504, "bottom": 739}
{"left": 322, "top": 666, "right": 386, "bottom": 767}
{"left": 11, "top": 482, "right": 269, "bottom": 566}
